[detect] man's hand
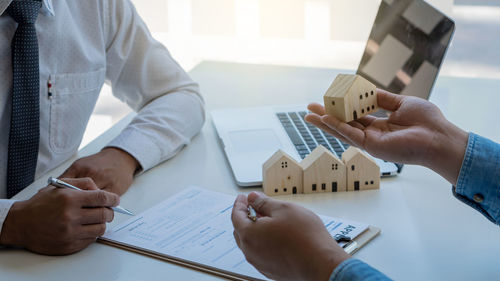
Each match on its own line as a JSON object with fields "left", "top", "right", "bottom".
{"left": 231, "top": 192, "right": 350, "bottom": 281}
{"left": 0, "top": 178, "right": 120, "bottom": 255}
{"left": 60, "top": 148, "right": 140, "bottom": 196}
{"left": 305, "top": 90, "right": 468, "bottom": 185}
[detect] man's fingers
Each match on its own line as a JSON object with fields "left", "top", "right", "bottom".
{"left": 307, "top": 103, "right": 326, "bottom": 116}
{"left": 79, "top": 223, "right": 107, "bottom": 239}
{"left": 80, "top": 190, "right": 120, "bottom": 208}
{"left": 354, "top": 115, "right": 377, "bottom": 127}
{"left": 231, "top": 195, "right": 251, "bottom": 232}
{"left": 304, "top": 114, "right": 352, "bottom": 144}
{"left": 348, "top": 120, "right": 365, "bottom": 131}
{"left": 377, "top": 90, "right": 404, "bottom": 112}
{"left": 321, "top": 115, "right": 365, "bottom": 147}
{"left": 248, "top": 192, "right": 280, "bottom": 217}
{"left": 86, "top": 172, "right": 114, "bottom": 191}
{"left": 61, "top": 177, "right": 99, "bottom": 191}
{"left": 80, "top": 207, "right": 115, "bottom": 225}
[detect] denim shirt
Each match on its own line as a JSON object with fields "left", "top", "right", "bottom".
{"left": 453, "top": 133, "right": 500, "bottom": 224}
{"left": 329, "top": 133, "right": 500, "bottom": 281}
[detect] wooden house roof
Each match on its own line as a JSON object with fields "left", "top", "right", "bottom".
{"left": 324, "top": 74, "right": 373, "bottom": 99}
{"left": 263, "top": 149, "right": 300, "bottom": 171}
{"left": 341, "top": 146, "right": 377, "bottom": 166}
{"left": 300, "top": 145, "right": 342, "bottom": 169}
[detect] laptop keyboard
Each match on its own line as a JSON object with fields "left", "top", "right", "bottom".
{"left": 276, "top": 111, "right": 350, "bottom": 159}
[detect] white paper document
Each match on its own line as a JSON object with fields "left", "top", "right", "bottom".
{"left": 101, "top": 187, "right": 369, "bottom": 280}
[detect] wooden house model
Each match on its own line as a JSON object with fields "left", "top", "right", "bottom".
{"left": 341, "top": 147, "right": 380, "bottom": 191}
{"left": 262, "top": 150, "right": 303, "bottom": 196}
{"left": 300, "top": 145, "right": 346, "bottom": 193}
{"left": 324, "top": 74, "right": 378, "bottom": 122}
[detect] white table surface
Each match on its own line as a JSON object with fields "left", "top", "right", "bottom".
{"left": 2, "top": 61, "right": 500, "bottom": 281}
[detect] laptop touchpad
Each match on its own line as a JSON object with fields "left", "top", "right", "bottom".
{"left": 228, "top": 129, "right": 282, "bottom": 153}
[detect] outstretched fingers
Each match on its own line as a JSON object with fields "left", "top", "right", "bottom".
{"left": 304, "top": 113, "right": 352, "bottom": 145}
{"left": 321, "top": 115, "right": 365, "bottom": 148}
{"left": 307, "top": 103, "right": 326, "bottom": 116}
{"left": 377, "top": 89, "right": 404, "bottom": 112}
{"left": 354, "top": 115, "right": 377, "bottom": 127}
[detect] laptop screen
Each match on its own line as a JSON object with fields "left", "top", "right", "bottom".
{"left": 357, "top": 0, "right": 455, "bottom": 100}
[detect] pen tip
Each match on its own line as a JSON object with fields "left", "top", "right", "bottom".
{"left": 120, "top": 207, "right": 134, "bottom": 216}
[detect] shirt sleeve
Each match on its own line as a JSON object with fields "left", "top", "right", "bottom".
{"left": 453, "top": 133, "right": 500, "bottom": 225}
{"left": 0, "top": 199, "right": 16, "bottom": 239}
{"left": 101, "top": 0, "right": 205, "bottom": 172}
{"left": 330, "top": 259, "right": 392, "bottom": 281}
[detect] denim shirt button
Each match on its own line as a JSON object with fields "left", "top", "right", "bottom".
{"left": 473, "top": 194, "right": 484, "bottom": 203}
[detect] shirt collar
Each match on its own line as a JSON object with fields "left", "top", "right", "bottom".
{"left": 0, "top": 0, "right": 55, "bottom": 17}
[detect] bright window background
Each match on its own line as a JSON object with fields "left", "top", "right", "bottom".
{"left": 81, "top": 0, "right": 500, "bottom": 148}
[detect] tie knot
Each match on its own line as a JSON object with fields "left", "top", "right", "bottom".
{"left": 7, "top": 0, "right": 42, "bottom": 24}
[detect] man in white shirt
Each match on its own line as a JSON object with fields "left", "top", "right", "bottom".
{"left": 0, "top": 0, "right": 205, "bottom": 254}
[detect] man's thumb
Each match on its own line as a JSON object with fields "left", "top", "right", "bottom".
{"left": 248, "top": 192, "right": 280, "bottom": 216}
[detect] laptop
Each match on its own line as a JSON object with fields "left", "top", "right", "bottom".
{"left": 212, "top": 0, "right": 455, "bottom": 186}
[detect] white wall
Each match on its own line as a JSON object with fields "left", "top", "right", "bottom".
{"left": 88, "top": 0, "right": 500, "bottom": 149}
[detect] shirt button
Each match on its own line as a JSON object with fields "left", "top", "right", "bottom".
{"left": 473, "top": 194, "right": 484, "bottom": 203}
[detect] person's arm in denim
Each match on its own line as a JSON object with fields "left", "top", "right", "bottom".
{"left": 330, "top": 259, "right": 392, "bottom": 281}
{"left": 453, "top": 133, "right": 500, "bottom": 224}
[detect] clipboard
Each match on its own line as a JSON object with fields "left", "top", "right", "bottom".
{"left": 342, "top": 225, "right": 380, "bottom": 255}
{"left": 98, "top": 225, "right": 380, "bottom": 281}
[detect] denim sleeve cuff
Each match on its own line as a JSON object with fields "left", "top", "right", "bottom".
{"left": 453, "top": 133, "right": 500, "bottom": 225}
{"left": 330, "top": 258, "right": 392, "bottom": 281}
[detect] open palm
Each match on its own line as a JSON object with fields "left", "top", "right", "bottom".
{"left": 305, "top": 90, "right": 455, "bottom": 166}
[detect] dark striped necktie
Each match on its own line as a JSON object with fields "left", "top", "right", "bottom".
{"left": 6, "top": 0, "right": 42, "bottom": 198}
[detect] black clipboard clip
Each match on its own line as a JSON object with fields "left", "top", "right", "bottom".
{"left": 335, "top": 235, "right": 358, "bottom": 254}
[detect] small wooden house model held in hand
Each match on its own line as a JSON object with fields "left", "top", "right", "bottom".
{"left": 262, "top": 150, "right": 303, "bottom": 196}
{"left": 324, "top": 74, "right": 378, "bottom": 122}
{"left": 301, "top": 146, "right": 346, "bottom": 194}
{"left": 342, "top": 147, "right": 380, "bottom": 191}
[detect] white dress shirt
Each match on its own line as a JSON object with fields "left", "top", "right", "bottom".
{"left": 0, "top": 0, "right": 205, "bottom": 234}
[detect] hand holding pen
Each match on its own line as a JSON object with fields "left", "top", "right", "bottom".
{"left": 0, "top": 178, "right": 123, "bottom": 255}
{"left": 231, "top": 192, "right": 351, "bottom": 281}
{"left": 48, "top": 177, "right": 134, "bottom": 216}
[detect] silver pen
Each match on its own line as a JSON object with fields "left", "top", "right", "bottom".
{"left": 247, "top": 205, "right": 257, "bottom": 222}
{"left": 48, "top": 177, "right": 134, "bottom": 216}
